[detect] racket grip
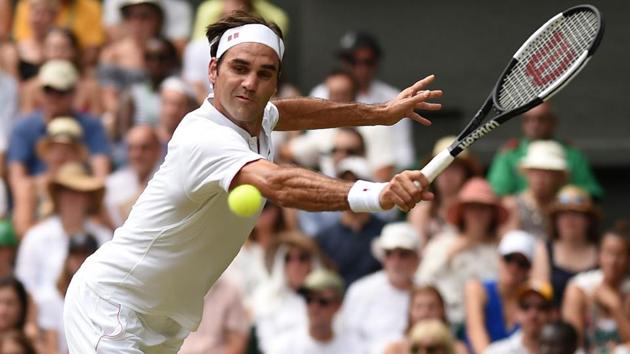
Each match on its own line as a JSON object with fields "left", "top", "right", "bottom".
{"left": 418, "top": 149, "right": 455, "bottom": 184}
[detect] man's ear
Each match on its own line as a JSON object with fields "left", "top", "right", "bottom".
{"left": 209, "top": 58, "right": 218, "bottom": 85}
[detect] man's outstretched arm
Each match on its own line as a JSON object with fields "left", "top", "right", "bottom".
{"left": 231, "top": 159, "right": 433, "bottom": 213}
{"left": 273, "top": 75, "right": 442, "bottom": 131}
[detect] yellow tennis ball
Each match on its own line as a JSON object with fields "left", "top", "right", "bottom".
{"left": 228, "top": 184, "right": 263, "bottom": 217}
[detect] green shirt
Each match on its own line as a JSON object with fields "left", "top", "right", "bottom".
{"left": 487, "top": 138, "right": 604, "bottom": 199}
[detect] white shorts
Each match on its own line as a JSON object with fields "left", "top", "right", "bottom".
{"left": 63, "top": 271, "right": 189, "bottom": 354}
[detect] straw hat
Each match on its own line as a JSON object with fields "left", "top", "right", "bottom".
{"left": 519, "top": 140, "right": 568, "bottom": 172}
{"left": 549, "top": 185, "right": 601, "bottom": 219}
{"left": 446, "top": 177, "right": 508, "bottom": 226}
{"left": 48, "top": 162, "right": 105, "bottom": 214}
{"left": 36, "top": 117, "right": 87, "bottom": 160}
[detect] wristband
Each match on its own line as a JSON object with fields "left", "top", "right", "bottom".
{"left": 347, "top": 180, "right": 389, "bottom": 213}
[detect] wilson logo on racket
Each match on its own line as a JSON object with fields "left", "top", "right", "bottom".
{"left": 526, "top": 31, "right": 576, "bottom": 86}
{"left": 457, "top": 121, "right": 500, "bottom": 150}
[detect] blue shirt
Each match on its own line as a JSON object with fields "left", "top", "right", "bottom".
{"left": 7, "top": 111, "right": 111, "bottom": 175}
{"left": 315, "top": 216, "right": 385, "bottom": 287}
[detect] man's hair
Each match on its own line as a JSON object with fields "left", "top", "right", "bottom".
{"left": 205, "top": 11, "right": 284, "bottom": 61}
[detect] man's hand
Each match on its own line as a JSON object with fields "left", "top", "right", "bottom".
{"left": 383, "top": 74, "right": 443, "bottom": 126}
{"left": 379, "top": 170, "right": 433, "bottom": 212}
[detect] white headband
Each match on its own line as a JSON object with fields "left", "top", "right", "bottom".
{"left": 214, "top": 24, "right": 284, "bottom": 60}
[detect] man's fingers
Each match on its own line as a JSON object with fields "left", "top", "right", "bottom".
{"left": 408, "top": 74, "right": 436, "bottom": 93}
{"left": 408, "top": 111, "right": 432, "bottom": 126}
{"left": 415, "top": 102, "right": 442, "bottom": 111}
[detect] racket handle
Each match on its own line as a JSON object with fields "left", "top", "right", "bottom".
{"left": 418, "top": 149, "right": 455, "bottom": 184}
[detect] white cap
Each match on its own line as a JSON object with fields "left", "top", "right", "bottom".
{"left": 160, "top": 76, "right": 197, "bottom": 101}
{"left": 336, "top": 157, "right": 373, "bottom": 181}
{"left": 372, "top": 222, "right": 420, "bottom": 261}
{"left": 520, "top": 140, "right": 567, "bottom": 171}
{"left": 498, "top": 230, "right": 536, "bottom": 263}
{"left": 39, "top": 60, "right": 78, "bottom": 90}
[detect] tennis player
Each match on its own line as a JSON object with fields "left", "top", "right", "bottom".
{"left": 63, "top": 12, "right": 442, "bottom": 353}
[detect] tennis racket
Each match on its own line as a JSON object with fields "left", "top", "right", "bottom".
{"left": 420, "top": 4, "right": 604, "bottom": 183}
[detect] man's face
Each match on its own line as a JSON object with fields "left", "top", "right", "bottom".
{"left": 326, "top": 74, "right": 355, "bottom": 103}
{"left": 522, "top": 104, "right": 556, "bottom": 140}
{"left": 516, "top": 292, "right": 552, "bottom": 336}
{"left": 524, "top": 168, "right": 565, "bottom": 199}
{"left": 123, "top": 4, "right": 162, "bottom": 40}
{"left": 331, "top": 130, "right": 364, "bottom": 165}
{"left": 599, "top": 234, "right": 629, "bottom": 282}
{"left": 42, "top": 86, "right": 75, "bottom": 118}
{"left": 127, "top": 128, "right": 161, "bottom": 177}
{"left": 209, "top": 43, "right": 279, "bottom": 132}
{"left": 346, "top": 47, "right": 378, "bottom": 89}
{"left": 305, "top": 289, "right": 341, "bottom": 328}
{"left": 383, "top": 248, "right": 419, "bottom": 286}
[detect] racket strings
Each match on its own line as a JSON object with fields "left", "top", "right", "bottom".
{"left": 497, "top": 10, "right": 600, "bottom": 110}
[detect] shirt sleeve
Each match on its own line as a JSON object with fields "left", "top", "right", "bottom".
{"left": 81, "top": 116, "right": 111, "bottom": 156}
{"left": 6, "top": 120, "right": 33, "bottom": 164}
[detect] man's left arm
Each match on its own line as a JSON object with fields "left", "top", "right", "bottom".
{"left": 273, "top": 75, "right": 442, "bottom": 131}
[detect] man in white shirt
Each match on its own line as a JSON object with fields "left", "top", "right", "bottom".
{"left": 341, "top": 222, "right": 422, "bottom": 354}
{"left": 64, "top": 13, "right": 442, "bottom": 353}
{"left": 105, "top": 125, "right": 162, "bottom": 227}
{"left": 485, "top": 281, "right": 554, "bottom": 354}
{"left": 270, "top": 269, "right": 356, "bottom": 354}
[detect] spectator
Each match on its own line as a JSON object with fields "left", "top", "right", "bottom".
{"left": 487, "top": 102, "right": 602, "bottom": 199}
{"left": 342, "top": 222, "right": 421, "bottom": 354}
{"left": 0, "top": 277, "right": 29, "bottom": 338}
{"left": 485, "top": 280, "right": 554, "bottom": 354}
{"left": 562, "top": 221, "right": 630, "bottom": 353}
{"left": 311, "top": 31, "right": 415, "bottom": 171}
{"left": 103, "top": 0, "right": 192, "bottom": 54}
{"left": 105, "top": 125, "right": 162, "bottom": 227}
{"left": 270, "top": 269, "right": 355, "bottom": 354}
{"left": 20, "top": 28, "right": 103, "bottom": 116}
{"left": 408, "top": 136, "right": 480, "bottom": 245}
{"left": 15, "top": 162, "right": 112, "bottom": 299}
{"left": 465, "top": 230, "right": 537, "bottom": 354}
{"left": 0, "top": 69, "right": 18, "bottom": 173}
{"left": 191, "top": 0, "right": 288, "bottom": 40}
{"left": 385, "top": 286, "right": 468, "bottom": 354}
{"left": 12, "top": 117, "right": 88, "bottom": 236}
{"left": 400, "top": 319, "right": 458, "bottom": 354}
{"left": 503, "top": 141, "right": 568, "bottom": 240}
{"left": 315, "top": 157, "right": 385, "bottom": 286}
{"left": 156, "top": 76, "right": 197, "bottom": 145}
{"left": 531, "top": 185, "right": 600, "bottom": 310}
{"left": 0, "top": 0, "right": 11, "bottom": 42}
{"left": 1, "top": 0, "right": 59, "bottom": 81}
{"left": 7, "top": 59, "right": 110, "bottom": 180}
{"left": 178, "top": 276, "right": 250, "bottom": 354}
{"left": 0, "top": 330, "right": 37, "bottom": 354}
{"left": 418, "top": 178, "right": 508, "bottom": 332}
{"left": 0, "top": 220, "right": 17, "bottom": 277}
{"left": 119, "top": 36, "right": 179, "bottom": 129}
{"left": 38, "top": 233, "right": 98, "bottom": 354}
{"left": 538, "top": 320, "right": 579, "bottom": 354}
{"left": 250, "top": 231, "right": 328, "bottom": 354}
{"left": 12, "top": 0, "right": 104, "bottom": 66}
{"left": 227, "top": 201, "right": 289, "bottom": 309}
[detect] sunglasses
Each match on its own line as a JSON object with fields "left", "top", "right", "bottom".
{"left": 284, "top": 252, "right": 311, "bottom": 264}
{"left": 384, "top": 248, "right": 417, "bottom": 259}
{"left": 411, "top": 343, "right": 442, "bottom": 354}
{"left": 349, "top": 57, "right": 377, "bottom": 67}
{"left": 519, "top": 300, "right": 552, "bottom": 312}
{"left": 503, "top": 254, "right": 531, "bottom": 269}
{"left": 304, "top": 293, "right": 338, "bottom": 307}
{"left": 331, "top": 146, "right": 363, "bottom": 156}
{"left": 43, "top": 86, "right": 73, "bottom": 96}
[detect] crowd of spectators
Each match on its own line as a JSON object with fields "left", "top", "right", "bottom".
{"left": 0, "top": 1, "right": 627, "bottom": 353}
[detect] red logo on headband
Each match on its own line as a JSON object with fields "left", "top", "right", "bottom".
{"left": 228, "top": 32, "right": 240, "bottom": 41}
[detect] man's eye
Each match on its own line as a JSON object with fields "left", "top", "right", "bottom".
{"left": 233, "top": 66, "right": 247, "bottom": 74}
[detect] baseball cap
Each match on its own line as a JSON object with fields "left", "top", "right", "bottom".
{"left": 498, "top": 230, "right": 536, "bottom": 263}
{"left": 517, "top": 280, "right": 553, "bottom": 303}
{"left": 336, "top": 157, "right": 373, "bottom": 181}
{"left": 520, "top": 140, "right": 568, "bottom": 171}
{"left": 39, "top": 60, "right": 78, "bottom": 91}
{"left": 372, "top": 222, "right": 420, "bottom": 261}
{"left": 300, "top": 269, "right": 345, "bottom": 297}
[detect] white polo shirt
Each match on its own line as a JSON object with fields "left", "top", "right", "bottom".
{"left": 80, "top": 97, "right": 278, "bottom": 330}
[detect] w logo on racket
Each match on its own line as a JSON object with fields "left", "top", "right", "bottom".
{"left": 526, "top": 31, "right": 576, "bottom": 86}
